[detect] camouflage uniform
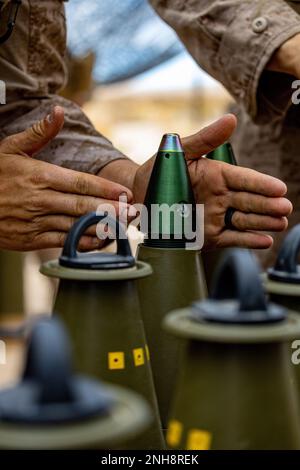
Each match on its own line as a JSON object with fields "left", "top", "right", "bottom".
{"left": 0, "top": 0, "right": 127, "bottom": 173}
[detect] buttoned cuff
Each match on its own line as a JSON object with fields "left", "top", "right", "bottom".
{"left": 219, "top": 2, "right": 300, "bottom": 123}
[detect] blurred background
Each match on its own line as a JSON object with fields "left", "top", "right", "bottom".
{"left": 62, "top": 0, "right": 232, "bottom": 164}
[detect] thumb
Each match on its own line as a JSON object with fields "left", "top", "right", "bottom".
{"left": 0, "top": 106, "right": 64, "bottom": 157}
{"left": 182, "top": 114, "right": 237, "bottom": 159}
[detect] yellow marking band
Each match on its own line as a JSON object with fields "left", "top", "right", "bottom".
{"left": 133, "top": 348, "right": 145, "bottom": 366}
{"left": 186, "top": 429, "right": 212, "bottom": 450}
{"left": 145, "top": 345, "right": 150, "bottom": 361}
{"left": 166, "top": 420, "right": 183, "bottom": 448}
{"left": 108, "top": 352, "right": 125, "bottom": 370}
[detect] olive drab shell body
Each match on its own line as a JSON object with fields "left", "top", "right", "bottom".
{"left": 264, "top": 278, "right": 300, "bottom": 313}
{"left": 165, "top": 250, "right": 300, "bottom": 450}
{"left": 264, "top": 225, "right": 300, "bottom": 312}
{"left": 137, "top": 133, "right": 207, "bottom": 430}
{"left": 41, "top": 212, "right": 165, "bottom": 450}
{"left": 0, "top": 388, "right": 151, "bottom": 450}
{"left": 264, "top": 224, "right": 300, "bottom": 420}
{"left": 137, "top": 245, "right": 207, "bottom": 431}
{"left": 0, "top": 318, "right": 151, "bottom": 450}
{"left": 165, "top": 310, "right": 300, "bottom": 450}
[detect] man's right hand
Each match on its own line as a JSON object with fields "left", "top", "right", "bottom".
{"left": 0, "top": 106, "right": 133, "bottom": 251}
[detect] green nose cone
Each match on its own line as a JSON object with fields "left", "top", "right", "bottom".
{"left": 143, "top": 133, "right": 196, "bottom": 248}
{"left": 206, "top": 142, "right": 237, "bottom": 165}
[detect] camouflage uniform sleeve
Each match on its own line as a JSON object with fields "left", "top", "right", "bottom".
{"left": 150, "top": 0, "right": 300, "bottom": 123}
{"left": 0, "top": 0, "right": 128, "bottom": 174}
{"left": 0, "top": 96, "right": 128, "bottom": 174}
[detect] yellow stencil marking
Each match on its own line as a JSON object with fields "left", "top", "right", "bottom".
{"left": 145, "top": 345, "right": 150, "bottom": 361}
{"left": 166, "top": 420, "right": 183, "bottom": 448}
{"left": 186, "top": 429, "right": 212, "bottom": 450}
{"left": 108, "top": 352, "right": 125, "bottom": 370}
{"left": 133, "top": 348, "right": 145, "bottom": 366}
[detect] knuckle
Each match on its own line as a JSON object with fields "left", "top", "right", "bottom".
{"left": 242, "top": 195, "right": 252, "bottom": 213}
{"left": 1, "top": 135, "right": 18, "bottom": 151}
{"left": 74, "top": 175, "right": 89, "bottom": 195}
{"left": 30, "top": 121, "right": 45, "bottom": 141}
{"left": 30, "top": 167, "right": 49, "bottom": 187}
{"left": 58, "top": 232, "right": 66, "bottom": 247}
{"left": 232, "top": 211, "right": 241, "bottom": 229}
{"left": 67, "top": 217, "right": 77, "bottom": 230}
{"left": 74, "top": 197, "right": 88, "bottom": 216}
{"left": 216, "top": 196, "right": 226, "bottom": 212}
{"left": 260, "top": 198, "right": 267, "bottom": 214}
{"left": 26, "top": 191, "right": 43, "bottom": 213}
{"left": 18, "top": 223, "right": 38, "bottom": 249}
{"left": 31, "top": 216, "right": 44, "bottom": 232}
{"left": 64, "top": 217, "right": 78, "bottom": 232}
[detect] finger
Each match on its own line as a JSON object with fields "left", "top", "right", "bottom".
{"left": 77, "top": 236, "right": 107, "bottom": 252}
{"left": 231, "top": 212, "right": 288, "bottom": 232}
{"left": 0, "top": 106, "right": 65, "bottom": 157}
{"left": 41, "top": 192, "right": 132, "bottom": 218}
{"left": 38, "top": 216, "right": 118, "bottom": 238}
{"left": 217, "top": 230, "right": 274, "bottom": 249}
{"left": 36, "top": 162, "right": 133, "bottom": 202}
{"left": 182, "top": 114, "right": 237, "bottom": 158}
{"left": 222, "top": 164, "right": 288, "bottom": 197}
{"left": 34, "top": 232, "right": 106, "bottom": 251}
{"left": 77, "top": 237, "right": 113, "bottom": 252}
{"left": 37, "top": 216, "right": 98, "bottom": 235}
{"left": 229, "top": 193, "right": 293, "bottom": 217}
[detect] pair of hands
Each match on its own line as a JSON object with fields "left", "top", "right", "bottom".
{"left": 0, "top": 107, "right": 292, "bottom": 252}
{"left": 133, "top": 115, "right": 290, "bottom": 250}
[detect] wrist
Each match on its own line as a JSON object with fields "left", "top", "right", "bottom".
{"left": 98, "top": 159, "right": 139, "bottom": 191}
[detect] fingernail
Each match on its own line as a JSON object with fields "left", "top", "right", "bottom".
{"left": 46, "top": 108, "right": 56, "bottom": 124}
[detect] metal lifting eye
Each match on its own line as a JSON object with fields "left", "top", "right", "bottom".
{"left": 0, "top": 0, "right": 22, "bottom": 45}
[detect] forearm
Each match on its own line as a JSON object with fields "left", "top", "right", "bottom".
{"left": 150, "top": 0, "right": 300, "bottom": 122}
